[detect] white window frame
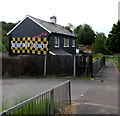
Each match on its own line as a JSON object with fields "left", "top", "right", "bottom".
{"left": 54, "top": 37, "right": 59, "bottom": 47}
{"left": 64, "top": 38, "right": 69, "bottom": 47}
{"left": 72, "top": 40, "right": 75, "bottom": 47}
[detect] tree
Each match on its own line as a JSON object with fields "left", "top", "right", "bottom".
{"left": 64, "top": 26, "right": 72, "bottom": 33}
{"left": 0, "top": 42, "right": 7, "bottom": 52}
{"left": 0, "top": 27, "right": 7, "bottom": 52}
{"left": 0, "top": 21, "right": 17, "bottom": 52}
{"left": 74, "top": 24, "right": 96, "bottom": 45}
{"left": 2, "top": 21, "right": 17, "bottom": 32}
{"left": 64, "top": 23, "right": 75, "bottom": 33}
{"left": 105, "top": 20, "right": 120, "bottom": 53}
{"left": 2, "top": 30, "right": 9, "bottom": 51}
{"left": 92, "top": 33, "right": 107, "bottom": 54}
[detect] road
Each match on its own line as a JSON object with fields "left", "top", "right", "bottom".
{"left": 1, "top": 78, "right": 96, "bottom": 109}
{"left": 76, "top": 58, "right": 118, "bottom": 114}
{"left": 1, "top": 58, "right": 119, "bottom": 114}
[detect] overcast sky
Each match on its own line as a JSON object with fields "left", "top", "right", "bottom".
{"left": 0, "top": 0, "right": 119, "bottom": 36}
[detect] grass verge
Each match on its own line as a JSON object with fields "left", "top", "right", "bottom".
{"left": 105, "top": 55, "right": 109, "bottom": 62}
{"left": 2, "top": 98, "right": 59, "bottom": 115}
{"left": 112, "top": 56, "right": 120, "bottom": 73}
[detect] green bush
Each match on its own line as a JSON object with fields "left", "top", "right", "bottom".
{"left": 93, "top": 53, "right": 104, "bottom": 62}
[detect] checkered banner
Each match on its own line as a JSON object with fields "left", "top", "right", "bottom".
{"left": 10, "top": 37, "right": 49, "bottom": 55}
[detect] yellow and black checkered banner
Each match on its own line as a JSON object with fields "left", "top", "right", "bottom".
{"left": 10, "top": 37, "right": 49, "bottom": 55}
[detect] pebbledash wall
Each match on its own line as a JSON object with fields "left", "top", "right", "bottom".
{"left": 2, "top": 55, "right": 92, "bottom": 77}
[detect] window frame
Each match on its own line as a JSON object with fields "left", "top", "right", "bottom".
{"left": 64, "top": 38, "right": 69, "bottom": 47}
{"left": 54, "top": 37, "right": 59, "bottom": 47}
{"left": 72, "top": 40, "right": 75, "bottom": 47}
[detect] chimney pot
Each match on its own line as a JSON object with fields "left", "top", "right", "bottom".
{"left": 50, "top": 16, "right": 56, "bottom": 24}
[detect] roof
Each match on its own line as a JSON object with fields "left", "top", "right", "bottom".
{"left": 7, "top": 15, "right": 76, "bottom": 37}
{"left": 50, "top": 49, "right": 72, "bottom": 55}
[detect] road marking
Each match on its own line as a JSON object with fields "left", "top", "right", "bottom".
{"left": 80, "top": 102, "right": 118, "bottom": 110}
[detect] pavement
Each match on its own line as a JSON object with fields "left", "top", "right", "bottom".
{"left": 75, "top": 58, "right": 119, "bottom": 114}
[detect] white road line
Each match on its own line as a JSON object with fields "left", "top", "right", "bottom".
{"left": 80, "top": 102, "right": 118, "bottom": 110}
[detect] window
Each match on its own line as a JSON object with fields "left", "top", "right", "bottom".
{"left": 72, "top": 40, "right": 75, "bottom": 47}
{"left": 54, "top": 37, "right": 59, "bottom": 47}
{"left": 64, "top": 38, "right": 69, "bottom": 47}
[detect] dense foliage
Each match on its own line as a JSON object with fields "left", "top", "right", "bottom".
{"left": 105, "top": 20, "right": 120, "bottom": 53}
{"left": 0, "top": 21, "right": 17, "bottom": 52}
{"left": 93, "top": 53, "right": 104, "bottom": 61}
{"left": 74, "top": 24, "right": 96, "bottom": 45}
{"left": 92, "top": 33, "right": 108, "bottom": 54}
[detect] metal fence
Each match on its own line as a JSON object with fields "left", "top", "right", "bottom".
{"left": 118, "top": 58, "right": 120, "bottom": 64}
{"left": 0, "top": 80, "right": 71, "bottom": 115}
{"left": 93, "top": 56, "right": 105, "bottom": 75}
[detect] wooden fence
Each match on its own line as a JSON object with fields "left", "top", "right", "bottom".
{"left": 2, "top": 54, "right": 93, "bottom": 77}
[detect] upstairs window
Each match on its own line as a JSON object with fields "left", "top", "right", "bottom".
{"left": 72, "top": 40, "right": 75, "bottom": 47}
{"left": 64, "top": 38, "right": 69, "bottom": 47}
{"left": 54, "top": 37, "right": 59, "bottom": 47}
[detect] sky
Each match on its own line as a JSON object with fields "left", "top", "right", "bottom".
{"left": 0, "top": 0, "right": 119, "bottom": 36}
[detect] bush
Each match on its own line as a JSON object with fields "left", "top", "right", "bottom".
{"left": 93, "top": 53, "right": 104, "bottom": 62}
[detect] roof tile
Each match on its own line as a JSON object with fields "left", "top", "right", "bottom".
{"left": 29, "top": 15, "right": 76, "bottom": 37}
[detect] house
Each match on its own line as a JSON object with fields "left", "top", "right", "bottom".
{"left": 7, "top": 15, "right": 77, "bottom": 55}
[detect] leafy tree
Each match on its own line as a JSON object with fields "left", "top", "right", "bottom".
{"left": 64, "top": 23, "right": 75, "bottom": 33}
{"left": 74, "top": 24, "right": 96, "bottom": 45}
{"left": 0, "top": 28, "right": 7, "bottom": 52}
{"left": 2, "top": 30, "right": 9, "bottom": 51}
{"left": 64, "top": 26, "right": 72, "bottom": 33}
{"left": 92, "top": 33, "right": 108, "bottom": 54}
{"left": 0, "top": 42, "right": 7, "bottom": 52}
{"left": 2, "top": 21, "right": 16, "bottom": 32}
{"left": 105, "top": 20, "right": 120, "bottom": 53}
{"left": 0, "top": 21, "right": 17, "bottom": 52}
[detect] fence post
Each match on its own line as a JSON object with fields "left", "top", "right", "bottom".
{"left": 50, "top": 89, "right": 54, "bottom": 114}
{"left": 103, "top": 56, "right": 105, "bottom": 66}
{"left": 44, "top": 55, "right": 47, "bottom": 77}
{"left": 89, "top": 54, "right": 94, "bottom": 78}
{"left": 73, "top": 55, "right": 76, "bottom": 77}
{"left": 68, "top": 81, "right": 71, "bottom": 105}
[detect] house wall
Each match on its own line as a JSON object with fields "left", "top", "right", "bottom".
{"left": 8, "top": 17, "right": 50, "bottom": 55}
{"left": 9, "top": 17, "right": 49, "bottom": 38}
{"left": 8, "top": 17, "right": 76, "bottom": 55}
{"left": 49, "top": 33, "right": 76, "bottom": 55}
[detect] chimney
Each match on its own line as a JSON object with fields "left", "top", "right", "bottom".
{"left": 50, "top": 16, "right": 56, "bottom": 24}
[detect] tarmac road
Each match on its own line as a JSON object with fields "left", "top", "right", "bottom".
{"left": 1, "top": 58, "right": 119, "bottom": 115}
{"left": 2, "top": 78, "right": 96, "bottom": 108}
{"left": 76, "top": 58, "right": 119, "bottom": 114}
